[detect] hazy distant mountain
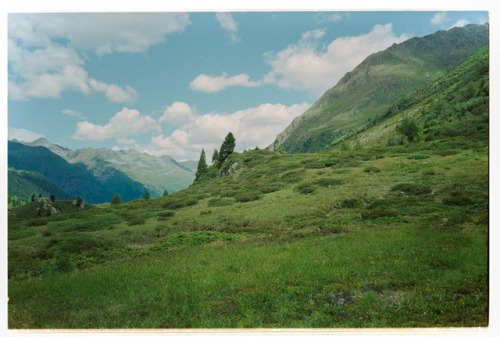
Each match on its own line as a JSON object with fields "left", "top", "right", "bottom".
{"left": 268, "top": 23, "right": 489, "bottom": 153}
{"left": 8, "top": 141, "right": 146, "bottom": 203}
{"left": 8, "top": 167, "right": 73, "bottom": 201}
{"left": 19, "top": 139, "right": 195, "bottom": 197}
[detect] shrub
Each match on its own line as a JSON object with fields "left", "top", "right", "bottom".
{"left": 341, "top": 198, "right": 364, "bottom": 208}
{"left": 361, "top": 210, "right": 398, "bottom": 219}
{"left": 407, "top": 153, "right": 430, "bottom": 160}
{"left": 301, "top": 158, "right": 325, "bottom": 169}
{"left": 158, "top": 211, "right": 175, "bottom": 220}
{"left": 127, "top": 215, "right": 146, "bottom": 226}
{"left": 314, "top": 178, "right": 342, "bottom": 187}
{"left": 363, "top": 166, "right": 381, "bottom": 173}
{"left": 27, "top": 218, "right": 48, "bottom": 227}
{"left": 391, "top": 183, "right": 432, "bottom": 195}
{"left": 436, "top": 149, "right": 461, "bottom": 157}
{"left": 234, "top": 191, "right": 260, "bottom": 203}
{"left": 281, "top": 169, "right": 306, "bottom": 183}
{"left": 208, "top": 198, "right": 235, "bottom": 207}
{"left": 260, "top": 183, "right": 284, "bottom": 194}
{"left": 295, "top": 183, "right": 316, "bottom": 194}
{"left": 442, "top": 196, "right": 472, "bottom": 206}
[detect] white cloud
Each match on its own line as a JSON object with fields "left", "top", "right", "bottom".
{"left": 148, "top": 102, "right": 310, "bottom": 160}
{"left": 159, "top": 101, "right": 195, "bottom": 125}
{"left": 216, "top": 12, "right": 240, "bottom": 44}
{"left": 8, "top": 13, "right": 189, "bottom": 102}
{"left": 190, "top": 72, "right": 261, "bottom": 93}
{"left": 450, "top": 19, "right": 470, "bottom": 29}
{"left": 263, "top": 23, "right": 409, "bottom": 96}
{"left": 62, "top": 109, "right": 85, "bottom": 119}
{"left": 8, "top": 126, "right": 45, "bottom": 142}
{"left": 89, "top": 79, "right": 137, "bottom": 103}
{"left": 431, "top": 12, "right": 448, "bottom": 25}
{"left": 72, "top": 107, "right": 161, "bottom": 141}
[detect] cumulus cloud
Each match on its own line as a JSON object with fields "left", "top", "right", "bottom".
{"left": 159, "top": 101, "right": 196, "bottom": 125}
{"left": 8, "top": 126, "right": 45, "bottom": 142}
{"left": 263, "top": 23, "right": 409, "bottom": 96}
{"left": 8, "top": 13, "right": 189, "bottom": 101}
{"left": 431, "top": 12, "right": 448, "bottom": 25}
{"left": 88, "top": 79, "right": 137, "bottom": 103}
{"left": 62, "top": 109, "right": 85, "bottom": 119}
{"left": 148, "top": 102, "right": 310, "bottom": 160}
{"left": 72, "top": 107, "right": 161, "bottom": 141}
{"left": 216, "top": 12, "right": 240, "bottom": 44}
{"left": 190, "top": 72, "right": 261, "bottom": 93}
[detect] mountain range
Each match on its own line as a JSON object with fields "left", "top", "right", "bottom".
{"left": 8, "top": 139, "right": 196, "bottom": 203}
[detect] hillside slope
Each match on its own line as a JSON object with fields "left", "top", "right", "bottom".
{"left": 8, "top": 167, "right": 73, "bottom": 201}
{"left": 268, "top": 23, "right": 488, "bottom": 153}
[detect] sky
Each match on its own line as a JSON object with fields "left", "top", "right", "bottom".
{"left": 7, "top": 10, "right": 489, "bottom": 161}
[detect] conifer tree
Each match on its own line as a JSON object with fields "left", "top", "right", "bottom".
{"left": 219, "top": 132, "right": 236, "bottom": 164}
{"left": 195, "top": 149, "right": 208, "bottom": 181}
{"left": 212, "top": 149, "right": 219, "bottom": 164}
{"left": 111, "top": 193, "right": 122, "bottom": 205}
{"left": 163, "top": 190, "right": 169, "bottom": 197}
{"left": 144, "top": 190, "right": 150, "bottom": 200}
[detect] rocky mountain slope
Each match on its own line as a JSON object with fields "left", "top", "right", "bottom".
{"left": 268, "top": 23, "right": 489, "bottom": 153}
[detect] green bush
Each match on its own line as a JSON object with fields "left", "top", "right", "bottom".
{"left": 157, "top": 211, "right": 175, "bottom": 220}
{"left": 363, "top": 166, "right": 381, "bottom": 173}
{"left": 391, "top": 183, "right": 432, "bottom": 195}
{"left": 314, "top": 178, "right": 342, "bottom": 187}
{"left": 301, "top": 159, "right": 325, "bottom": 169}
{"left": 341, "top": 198, "right": 364, "bottom": 208}
{"left": 294, "top": 183, "right": 316, "bottom": 194}
{"left": 442, "top": 196, "right": 472, "bottom": 206}
{"left": 127, "top": 215, "right": 146, "bottom": 226}
{"left": 208, "top": 198, "right": 235, "bottom": 207}
{"left": 259, "top": 183, "right": 284, "bottom": 194}
{"left": 407, "top": 153, "right": 430, "bottom": 160}
{"left": 361, "top": 209, "right": 398, "bottom": 219}
{"left": 234, "top": 191, "right": 260, "bottom": 203}
{"left": 281, "top": 169, "right": 306, "bottom": 183}
{"left": 27, "top": 218, "right": 48, "bottom": 227}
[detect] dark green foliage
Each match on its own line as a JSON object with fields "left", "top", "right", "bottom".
{"left": 162, "top": 197, "right": 199, "bottom": 210}
{"left": 212, "top": 149, "right": 219, "bottom": 164}
{"left": 314, "top": 178, "right": 342, "bottom": 187}
{"left": 294, "top": 183, "right": 316, "bottom": 195}
{"left": 195, "top": 149, "right": 208, "bottom": 181}
{"left": 341, "top": 198, "right": 364, "bottom": 208}
{"left": 259, "top": 183, "right": 284, "bottom": 194}
{"left": 363, "top": 166, "right": 381, "bottom": 173}
{"left": 407, "top": 153, "right": 430, "bottom": 160}
{"left": 111, "top": 193, "right": 122, "bottom": 205}
{"left": 144, "top": 190, "right": 150, "bottom": 200}
{"left": 50, "top": 195, "right": 55, "bottom": 203}
{"left": 281, "top": 169, "right": 306, "bottom": 183}
{"left": 442, "top": 196, "right": 472, "bottom": 206}
{"left": 396, "top": 118, "right": 420, "bottom": 142}
{"left": 233, "top": 191, "right": 260, "bottom": 203}
{"left": 163, "top": 190, "right": 169, "bottom": 197}
{"left": 207, "top": 198, "right": 235, "bottom": 207}
{"left": 76, "top": 196, "right": 83, "bottom": 207}
{"left": 391, "top": 183, "right": 432, "bottom": 195}
{"left": 219, "top": 132, "right": 236, "bottom": 164}
{"left": 301, "top": 158, "right": 325, "bottom": 169}
{"left": 361, "top": 209, "right": 398, "bottom": 219}
{"left": 26, "top": 218, "right": 48, "bottom": 227}
{"left": 127, "top": 215, "right": 146, "bottom": 226}
{"left": 157, "top": 211, "right": 175, "bottom": 220}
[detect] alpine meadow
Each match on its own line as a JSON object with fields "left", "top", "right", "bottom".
{"left": 6, "top": 13, "right": 489, "bottom": 330}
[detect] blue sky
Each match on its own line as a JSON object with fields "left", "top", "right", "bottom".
{"left": 7, "top": 10, "right": 489, "bottom": 160}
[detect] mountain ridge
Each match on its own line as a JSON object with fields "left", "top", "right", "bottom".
{"left": 268, "top": 23, "right": 489, "bottom": 153}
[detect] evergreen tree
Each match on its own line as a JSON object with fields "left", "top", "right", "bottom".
{"left": 163, "top": 190, "right": 169, "bottom": 197}
{"left": 38, "top": 193, "right": 42, "bottom": 199}
{"left": 195, "top": 149, "right": 208, "bottom": 181}
{"left": 50, "top": 194, "right": 55, "bottom": 203}
{"left": 212, "top": 149, "right": 219, "bottom": 164}
{"left": 31, "top": 194, "right": 36, "bottom": 202}
{"left": 144, "top": 190, "right": 150, "bottom": 200}
{"left": 111, "top": 193, "right": 122, "bottom": 205}
{"left": 76, "top": 196, "right": 83, "bottom": 208}
{"left": 219, "top": 132, "right": 236, "bottom": 164}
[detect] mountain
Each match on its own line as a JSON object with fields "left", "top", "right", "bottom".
{"left": 8, "top": 167, "right": 73, "bottom": 201}
{"left": 19, "top": 139, "right": 195, "bottom": 197}
{"left": 8, "top": 141, "right": 146, "bottom": 203}
{"left": 268, "top": 23, "right": 489, "bottom": 153}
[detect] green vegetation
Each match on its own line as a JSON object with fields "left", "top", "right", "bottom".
{"left": 8, "top": 32, "right": 489, "bottom": 329}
